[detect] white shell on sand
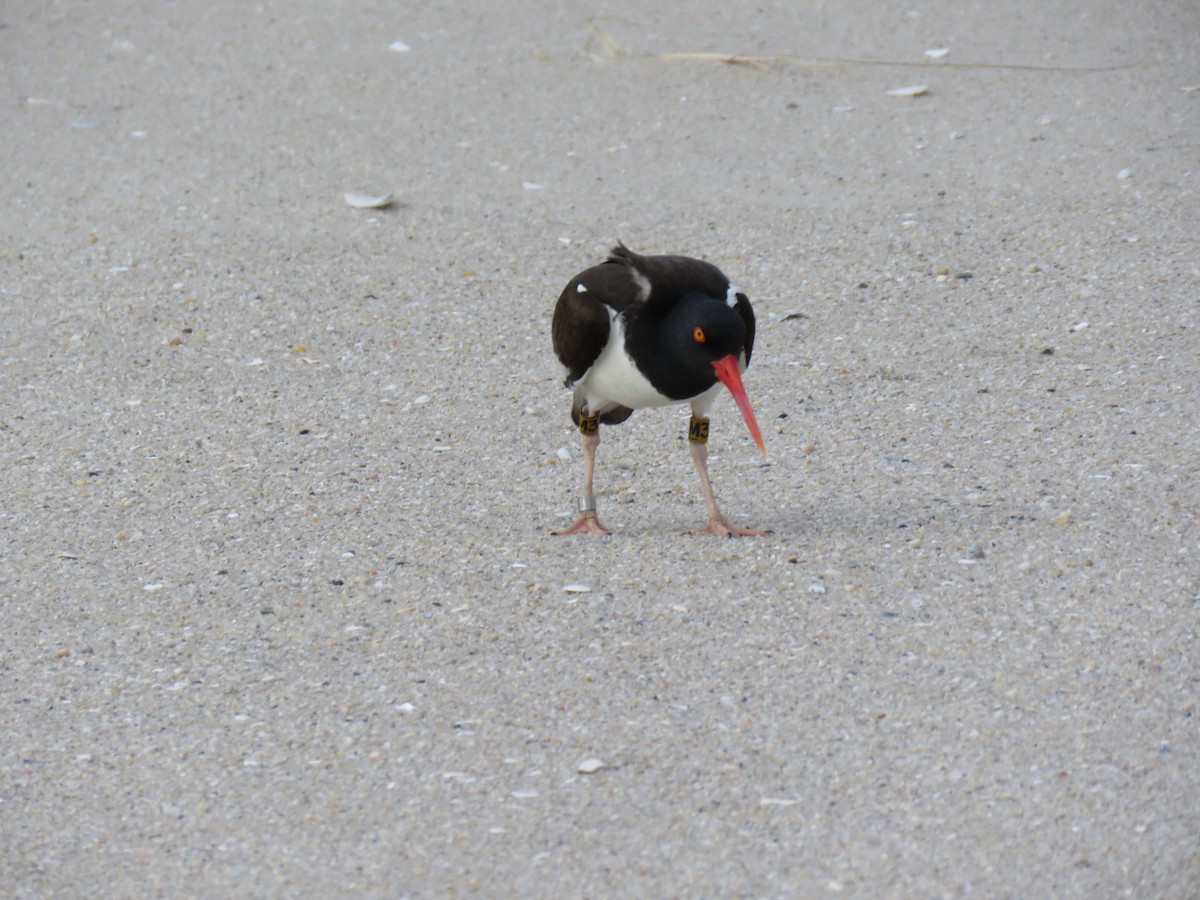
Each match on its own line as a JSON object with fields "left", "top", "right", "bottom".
{"left": 343, "top": 192, "right": 394, "bottom": 208}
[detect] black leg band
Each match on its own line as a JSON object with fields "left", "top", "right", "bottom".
{"left": 688, "top": 415, "right": 709, "bottom": 444}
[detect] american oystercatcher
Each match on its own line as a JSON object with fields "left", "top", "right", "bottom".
{"left": 551, "top": 244, "right": 767, "bottom": 537}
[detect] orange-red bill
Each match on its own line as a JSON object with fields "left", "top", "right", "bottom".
{"left": 711, "top": 354, "right": 767, "bottom": 455}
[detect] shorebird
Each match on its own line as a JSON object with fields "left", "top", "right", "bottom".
{"left": 551, "top": 244, "right": 766, "bottom": 536}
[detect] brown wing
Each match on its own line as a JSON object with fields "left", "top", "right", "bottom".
{"left": 552, "top": 275, "right": 611, "bottom": 386}
{"left": 551, "top": 254, "right": 651, "bottom": 385}
{"left": 553, "top": 255, "right": 651, "bottom": 427}
{"left": 609, "top": 243, "right": 730, "bottom": 308}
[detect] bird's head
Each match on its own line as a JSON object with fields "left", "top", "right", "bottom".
{"left": 664, "top": 294, "right": 766, "bottom": 455}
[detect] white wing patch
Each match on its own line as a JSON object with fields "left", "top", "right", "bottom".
{"left": 725, "top": 283, "right": 742, "bottom": 307}
{"left": 629, "top": 267, "right": 652, "bottom": 303}
{"left": 576, "top": 283, "right": 588, "bottom": 293}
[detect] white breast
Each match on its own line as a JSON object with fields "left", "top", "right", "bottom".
{"left": 578, "top": 312, "right": 673, "bottom": 411}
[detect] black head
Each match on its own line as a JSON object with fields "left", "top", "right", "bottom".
{"left": 630, "top": 292, "right": 748, "bottom": 401}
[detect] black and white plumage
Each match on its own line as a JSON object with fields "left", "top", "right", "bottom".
{"left": 551, "top": 244, "right": 766, "bottom": 536}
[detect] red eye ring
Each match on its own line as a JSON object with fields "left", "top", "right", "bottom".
{"left": 693, "top": 326, "right": 706, "bottom": 343}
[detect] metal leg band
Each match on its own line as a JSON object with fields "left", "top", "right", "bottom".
{"left": 579, "top": 495, "right": 598, "bottom": 513}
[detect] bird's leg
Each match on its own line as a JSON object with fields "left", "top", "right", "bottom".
{"left": 688, "top": 415, "right": 765, "bottom": 537}
{"left": 553, "top": 413, "right": 611, "bottom": 536}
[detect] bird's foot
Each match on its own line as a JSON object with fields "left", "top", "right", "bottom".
{"left": 697, "top": 514, "right": 767, "bottom": 538}
{"left": 553, "top": 511, "right": 611, "bottom": 537}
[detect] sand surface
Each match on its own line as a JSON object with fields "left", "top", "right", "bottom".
{"left": 3, "top": 1, "right": 1199, "bottom": 896}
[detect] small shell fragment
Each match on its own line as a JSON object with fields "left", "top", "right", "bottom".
{"left": 344, "top": 191, "right": 394, "bottom": 209}
{"left": 924, "top": 48, "right": 950, "bottom": 59}
{"left": 562, "top": 584, "right": 592, "bottom": 593}
{"left": 389, "top": 40, "right": 411, "bottom": 53}
{"left": 887, "top": 84, "right": 929, "bottom": 97}
{"left": 577, "top": 758, "right": 605, "bottom": 774}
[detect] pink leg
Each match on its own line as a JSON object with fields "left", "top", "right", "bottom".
{"left": 689, "top": 439, "right": 765, "bottom": 537}
{"left": 553, "top": 430, "right": 611, "bottom": 536}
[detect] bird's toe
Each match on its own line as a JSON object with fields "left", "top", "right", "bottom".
{"left": 553, "top": 512, "right": 612, "bottom": 537}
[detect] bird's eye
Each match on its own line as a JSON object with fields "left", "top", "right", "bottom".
{"left": 693, "top": 326, "right": 706, "bottom": 343}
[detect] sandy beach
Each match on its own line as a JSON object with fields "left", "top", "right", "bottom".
{"left": 3, "top": 1, "right": 1198, "bottom": 895}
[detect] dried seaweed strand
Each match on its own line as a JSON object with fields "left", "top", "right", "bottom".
{"left": 656, "top": 51, "right": 1141, "bottom": 74}
{"left": 589, "top": 22, "right": 623, "bottom": 58}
